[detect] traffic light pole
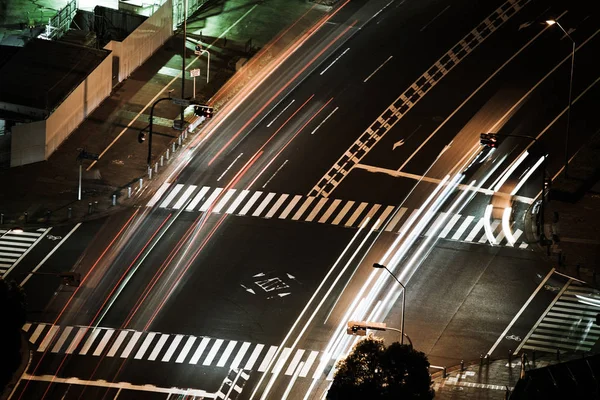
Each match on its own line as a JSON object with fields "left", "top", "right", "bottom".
{"left": 147, "top": 97, "right": 174, "bottom": 167}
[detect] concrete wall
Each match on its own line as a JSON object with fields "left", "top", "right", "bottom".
{"left": 10, "top": 52, "right": 112, "bottom": 167}
{"left": 106, "top": 0, "right": 173, "bottom": 84}
{"left": 10, "top": 120, "right": 46, "bottom": 166}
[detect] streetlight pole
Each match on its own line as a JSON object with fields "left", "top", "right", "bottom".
{"left": 147, "top": 96, "right": 174, "bottom": 167}
{"left": 180, "top": 0, "right": 188, "bottom": 128}
{"left": 546, "top": 20, "right": 575, "bottom": 179}
{"left": 373, "top": 263, "right": 406, "bottom": 345}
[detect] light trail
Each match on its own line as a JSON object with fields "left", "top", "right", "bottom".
{"left": 483, "top": 204, "right": 496, "bottom": 245}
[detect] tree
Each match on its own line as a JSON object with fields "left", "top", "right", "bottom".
{"left": 0, "top": 278, "right": 27, "bottom": 392}
{"left": 327, "top": 335, "right": 434, "bottom": 400}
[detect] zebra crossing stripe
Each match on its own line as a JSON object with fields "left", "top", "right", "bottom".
{"left": 203, "top": 339, "right": 224, "bottom": 366}
{"left": 80, "top": 328, "right": 102, "bottom": 356}
{"left": 147, "top": 182, "right": 171, "bottom": 207}
{"left": 38, "top": 325, "right": 59, "bottom": 352}
{"left": 162, "top": 334, "right": 184, "bottom": 362}
{"left": 160, "top": 184, "right": 184, "bottom": 208}
{"left": 135, "top": 332, "right": 156, "bottom": 359}
{"left": 439, "top": 213, "right": 461, "bottom": 238}
{"left": 425, "top": 212, "right": 446, "bottom": 236}
{"left": 359, "top": 204, "right": 381, "bottom": 228}
{"left": 292, "top": 197, "right": 315, "bottom": 221}
{"left": 452, "top": 215, "right": 473, "bottom": 240}
{"left": 176, "top": 336, "right": 197, "bottom": 363}
{"left": 244, "top": 343, "right": 264, "bottom": 370}
{"left": 121, "top": 331, "right": 143, "bottom": 358}
{"left": 200, "top": 188, "right": 223, "bottom": 212}
{"left": 227, "top": 190, "right": 250, "bottom": 214}
{"left": 252, "top": 193, "right": 276, "bottom": 217}
{"left": 273, "top": 347, "right": 292, "bottom": 374}
{"left": 107, "top": 330, "right": 129, "bottom": 357}
{"left": 345, "top": 202, "right": 368, "bottom": 227}
{"left": 299, "top": 351, "right": 319, "bottom": 377}
{"left": 258, "top": 345, "right": 279, "bottom": 372}
{"left": 186, "top": 186, "right": 210, "bottom": 211}
{"left": 51, "top": 326, "right": 73, "bottom": 353}
{"left": 66, "top": 327, "right": 88, "bottom": 354}
{"left": 384, "top": 207, "right": 407, "bottom": 232}
{"left": 217, "top": 340, "right": 237, "bottom": 367}
{"left": 285, "top": 349, "right": 305, "bottom": 376}
{"left": 265, "top": 194, "right": 289, "bottom": 219}
{"left": 331, "top": 201, "right": 354, "bottom": 225}
{"left": 306, "top": 198, "right": 328, "bottom": 222}
{"left": 190, "top": 337, "right": 211, "bottom": 364}
{"left": 213, "top": 189, "right": 236, "bottom": 213}
{"left": 464, "top": 218, "right": 483, "bottom": 242}
{"left": 230, "top": 342, "right": 251, "bottom": 369}
{"left": 93, "top": 329, "right": 114, "bottom": 356}
{"left": 29, "top": 324, "right": 46, "bottom": 344}
{"left": 148, "top": 334, "right": 169, "bottom": 361}
{"left": 173, "top": 185, "right": 198, "bottom": 209}
{"left": 279, "top": 195, "right": 302, "bottom": 219}
{"left": 239, "top": 192, "right": 263, "bottom": 215}
{"left": 319, "top": 199, "right": 342, "bottom": 223}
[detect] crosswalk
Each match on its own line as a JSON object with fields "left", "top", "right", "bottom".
{"left": 148, "top": 183, "right": 529, "bottom": 248}
{"left": 519, "top": 283, "right": 600, "bottom": 354}
{"left": 23, "top": 323, "right": 326, "bottom": 379}
{"left": 0, "top": 228, "right": 48, "bottom": 277}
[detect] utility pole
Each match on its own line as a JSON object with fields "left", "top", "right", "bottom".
{"left": 180, "top": 0, "right": 187, "bottom": 128}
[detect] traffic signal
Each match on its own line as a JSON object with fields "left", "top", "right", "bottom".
{"left": 480, "top": 133, "right": 498, "bottom": 148}
{"left": 194, "top": 105, "right": 214, "bottom": 119}
{"left": 347, "top": 321, "right": 367, "bottom": 336}
{"left": 138, "top": 132, "right": 146, "bottom": 143}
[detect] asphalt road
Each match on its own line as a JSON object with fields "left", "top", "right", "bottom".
{"left": 12, "top": 0, "right": 600, "bottom": 399}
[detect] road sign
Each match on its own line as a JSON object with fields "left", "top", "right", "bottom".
{"left": 190, "top": 68, "right": 201, "bottom": 77}
{"left": 171, "top": 98, "right": 191, "bottom": 107}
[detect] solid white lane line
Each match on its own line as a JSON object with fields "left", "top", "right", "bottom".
{"left": 488, "top": 268, "right": 556, "bottom": 356}
{"left": 29, "top": 324, "right": 46, "bottom": 344}
{"left": 311, "top": 107, "right": 339, "bottom": 135}
{"left": 239, "top": 191, "right": 263, "bottom": 215}
{"left": 203, "top": 339, "right": 224, "bottom": 366}
{"left": 320, "top": 47, "right": 350, "bottom": 75}
{"left": 172, "top": 185, "right": 198, "bottom": 209}
{"left": 175, "top": 336, "right": 197, "bottom": 363}
{"left": 252, "top": 193, "right": 276, "bottom": 217}
{"left": 267, "top": 99, "right": 295, "bottom": 128}
{"left": 120, "top": 331, "right": 142, "bottom": 359}
{"left": 226, "top": 190, "right": 250, "bottom": 214}
{"left": 186, "top": 186, "right": 210, "bottom": 211}
{"left": 21, "top": 223, "right": 81, "bottom": 286}
{"left": 358, "top": 204, "right": 381, "bottom": 228}
{"left": 439, "top": 213, "right": 461, "bottom": 238}
{"left": 292, "top": 197, "right": 315, "bottom": 220}
{"left": 213, "top": 189, "right": 237, "bottom": 213}
{"left": 244, "top": 344, "right": 264, "bottom": 370}
{"left": 80, "top": 328, "right": 102, "bottom": 355}
{"left": 93, "top": 329, "right": 115, "bottom": 356}
{"left": 162, "top": 335, "right": 183, "bottom": 362}
{"left": 217, "top": 340, "right": 238, "bottom": 367}
{"left": 265, "top": 194, "right": 289, "bottom": 219}
{"left": 305, "top": 198, "right": 328, "bottom": 222}
{"left": 279, "top": 195, "right": 302, "bottom": 219}
{"left": 364, "top": 55, "right": 394, "bottom": 83}
{"left": 285, "top": 349, "right": 305, "bottom": 376}
{"left": 51, "top": 326, "right": 72, "bottom": 353}
{"left": 147, "top": 334, "right": 169, "bottom": 361}
{"left": 134, "top": 332, "right": 156, "bottom": 360}
{"left": 331, "top": 201, "right": 355, "bottom": 225}
{"left": 452, "top": 215, "right": 474, "bottom": 240}
{"left": 107, "top": 331, "right": 130, "bottom": 357}
{"left": 420, "top": 5, "right": 450, "bottom": 31}
{"left": 189, "top": 337, "right": 211, "bottom": 364}
{"left": 425, "top": 212, "right": 446, "bottom": 236}
{"left": 199, "top": 188, "right": 224, "bottom": 212}
{"left": 384, "top": 207, "right": 407, "bottom": 232}
{"left": 159, "top": 184, "right": 184, "bottom": 208}
{"left": 318, "top": 199, "right": 342, "bottom": 223}
{"left": 147, "top": 182, "right": 171, "bottom": 207}
{"left": 66, "top": 327, "right": 88, "bottom": 354}
{"left": 464, "top": 219, "right": 484, "bottom": 242}
{"left": 299, "top": 350, "right": 319, "bottom": 377}
{"left": 258, "top": 346, "right": 280, "bottom": 372}
{"left": 345, "top": 202, "right": 368, "bottom": 227}
{"left": 230, "top": 342, "right": 251, "bottom": 369}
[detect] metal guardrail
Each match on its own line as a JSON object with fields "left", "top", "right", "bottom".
{"left": 40, "top": 0, "right": 77, "bottom": 40}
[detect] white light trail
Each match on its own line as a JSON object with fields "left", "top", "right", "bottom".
{"left": 492, "top": 151, "right": 529, "bottom": 192}
{"left": 503, "top": 207, "right": 516, "bottom": 246}
{"left": 510, "top": 155, "right": 546, "bottom": 195}
{"left": 483, "top": 204, "right": 497, "bottom": 245}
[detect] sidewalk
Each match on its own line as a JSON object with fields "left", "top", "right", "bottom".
{"left": 0, "top": 0, "right": 328, "bottom": 227}
{"left": 432, "top": 352, "right": 582, "bottom": 399}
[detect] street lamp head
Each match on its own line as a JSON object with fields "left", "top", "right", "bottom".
{"left": 546, "top": 20, "right": 557, "bottom": 26}
{"left": 373, "top": 263, "right": 386, "bottom": 269}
